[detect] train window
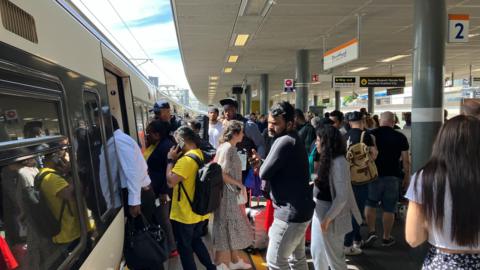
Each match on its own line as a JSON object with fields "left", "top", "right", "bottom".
{"left": 0, "top": 93, "right": 61, "bottom": 143}
{"left": 78, "top": 91, "right": 111, "bottom": 225}
{"left": 0, "top": 147, "right": 92, "bottom": 270}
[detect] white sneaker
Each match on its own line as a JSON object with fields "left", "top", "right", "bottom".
{"left": 217, "top": 263, "right": 230, "bottom": 270}
{"left": 229, "top": 258, "right": 252, "bottom": 270}
{"left": 344, "top": 246, "right": 362, "bottom": 256}
{"left": 353, "top": 240, "right": 364, "bottom": 249}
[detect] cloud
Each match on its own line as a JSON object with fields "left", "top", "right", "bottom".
{"left": 71, "top": 0, "right": 191, "bottom": 90}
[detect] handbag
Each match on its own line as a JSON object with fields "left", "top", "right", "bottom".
{"left": 237, "top": 186, "right": 248, "bottom": 205}
{"left": 124, "top": 215, "right": 169, "bottom": 269}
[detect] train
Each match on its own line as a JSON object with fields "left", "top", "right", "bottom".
{"left": 0, "top": 0, "right": 198, "bottom": 269}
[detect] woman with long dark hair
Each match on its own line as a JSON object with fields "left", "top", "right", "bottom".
{"left": 406, "top": 115, "right": 480, "bottom": 269}
{"left": 310, "top": 125, "right": 361, "bottom": 270}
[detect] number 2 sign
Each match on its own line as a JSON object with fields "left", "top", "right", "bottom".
{"left": 448, "top": 14, "right": 469, "bottom": 43}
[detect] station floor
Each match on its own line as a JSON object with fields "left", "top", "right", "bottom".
{"left": 163, "top": 208, "right": 428, "bottom": 270}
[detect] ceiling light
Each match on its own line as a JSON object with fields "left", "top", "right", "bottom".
{"left": 209, "top": 82, "right": 217, "bottom": 86}
{"left": 472, "top": 68, "right": 480, "bottom": 72}
{"left": 224, "top": 67, "right": 233, "bottom": 73}
{"left": 84, "top": 81, "right": 97, "bottom": 87}
{"left": 349, "top": 67, "right": 369, "bottom": 72}
{"left": 67, "top": 71, "right": 80, "bottom": 79}
{"left": 228, "top": 55, "right": 239, "bottom": 63}
{"left": 469, "top": 33, "right": 480, "bottom": 38}
{"left": 234, "top": 34, "right": 249, "bottom": 46}
{"left": 209, "top": 76, "right": 218, "bottom": 81}
{"left": 209, "top": 86, "right": 216, "bottom": 90}
{"left": 379, "top": 54, "right": 410, "bottom": 63}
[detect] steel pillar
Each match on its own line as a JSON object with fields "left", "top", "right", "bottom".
{"left": 411, "top": 0, "right": 446, "bottom": 172}
{"left": 295, "top": 50, "right": 309, "bottom": 112}
{"left": 260, "top": 74, "right": 269, "bottom": 115}
{"left": 368, "top": 87, "right": 374, "bottom": 114}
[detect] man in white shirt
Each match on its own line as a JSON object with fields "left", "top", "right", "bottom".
{"left": 208, "top": 107, "right": 223, "bottom": 148}
{"left": 99, "top": 116, "right": 154, "bottom": 219}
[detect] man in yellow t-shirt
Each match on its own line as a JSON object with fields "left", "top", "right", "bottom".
{"left": 40, "top": 152, "right": 91, "bottom": 249}
{"left": 167, "top": 126, "right": 215, "bottom": 270}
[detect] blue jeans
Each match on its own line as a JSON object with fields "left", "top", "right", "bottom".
{"left": 266, "top": 218, "right": 310, "bottom": 270}
{"left": 366, "top": 176, "right": 400, "bottom": 213}
{"left": 344, "top": 184, "right": 369, "bottom": 247}
{"left": 171, "top": 220, "right": 215, "bottom": 270}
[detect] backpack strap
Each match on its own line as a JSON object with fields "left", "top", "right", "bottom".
{"left": 177, "top": 153, "right": 203, "bottom": 208}
{"left": 185, "top": 153, "right": 204, "bottom": 168}
{"left": 360, "top": 131, "right": 366, "bottom": 144}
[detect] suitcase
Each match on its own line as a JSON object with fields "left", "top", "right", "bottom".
{"left": 246, "top": 207, "right": 269, "bottom": 250}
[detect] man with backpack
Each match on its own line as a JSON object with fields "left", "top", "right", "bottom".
{"left": 166, "top": 126, "right": 218, "bottom": 270}
{"left": 343, "top": 111, "right": 378, "bottom": 255}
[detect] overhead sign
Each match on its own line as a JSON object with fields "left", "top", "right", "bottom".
{"left": 312, "top": 74, "right": 319, "bottom": 82}
{"left": 284, "top": 79, "right": 295, "bottom": 92}
{"left": 386, "top": 88, "right": 404, "bottom": 96}
{"left": 448, "top": 14, "right": 469, "bottom": 43}
{"left": 472, "top": 77, "right": 480, "bottom": 87}
{"left": 359, "top": 76, "right": 406, "bottom": 88}
{"left": 322, "top": 98, "right": 330, "bottom": 104}
{"left": 333, "top": 76, "right": 358, "bottom": 88}
{"left": 323, "top": 38, "right": 359, "bottom": 70}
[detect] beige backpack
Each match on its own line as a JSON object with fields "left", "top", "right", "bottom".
{"left": 346, "top": 131, "right": 378, "bottom": 185}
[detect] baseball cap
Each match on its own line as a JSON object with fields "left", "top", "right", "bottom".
{"left": 149, "top": 100, "right": 170, "bottom": 113}
{"left": 219, "top": 98, "right": 238, "bottom": 108}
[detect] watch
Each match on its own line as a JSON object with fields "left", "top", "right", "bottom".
{"left": 167, "top": 158, "right": 175, "bottom": 164}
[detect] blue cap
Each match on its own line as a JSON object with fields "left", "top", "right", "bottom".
{"left": 150, "top": 100, "right": 170, "bottom": 113}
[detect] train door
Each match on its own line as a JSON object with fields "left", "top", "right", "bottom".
{"left": 103, "top": 68, "right": 137, "bottom": 141}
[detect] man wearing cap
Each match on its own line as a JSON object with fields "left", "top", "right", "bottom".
{"left": 207, "top": 107, "right": 223, "bottom": 148}
{"left": 150, "top": 100, "right": 181, "bottom": 133}
{"left": 343, "top": 111, "right": 378, "bottom": 255}
{"left": 219, "top": 98, "right": 265, "bottom": 159}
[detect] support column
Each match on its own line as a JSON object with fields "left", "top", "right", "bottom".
{"left": 295, "top": 50, "right": 309, "bottom": 112}
{"left": 235, "top": 93, "right": 242, "bottom": 115}
{"left": 335, "top": 89, "right": 341, "bottom": 111}
{"left": 260, "top": 74, "right": 269, "bottom": 115}
{"left": 245, "top": 85, "right": 252, "bottom": 114}
{"left": 368, "top": 87, "right": 374, "bottom": 114}
{"left": 313, "top": 95, "right": 318, "bottom": 106}
{"left": 411, "top": 0, "right": 446, "bottom": 172}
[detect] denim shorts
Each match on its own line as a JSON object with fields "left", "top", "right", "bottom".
{"left": 366, "top": 176, "right": 399, "bottom": 213}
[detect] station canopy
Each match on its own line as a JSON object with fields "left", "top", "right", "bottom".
{"left": 171, "top": 0, "right": 480, "bottom": 105}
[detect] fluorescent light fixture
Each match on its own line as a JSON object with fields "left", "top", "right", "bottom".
{"left": 469, "top": 33, "right": 480, "bottom": 38}
{"left": 224, "top": 67, "right": 233, "bottom": 73}
{"left": 209, "top": 82, "right": 217, "bottom": 86}
{"left": 379, "top": 54, "right": 410, "bottom": 63}
{"left": 209, "top": 76, "right": 219, "bottom": 80}
{"left": 234, "top": 34, "right": 249, "bottom": 46}
{"left": 66, "top": 71, "right": 80, "bottom": 79}
{"left": 228, "top": 55, "right": 239, "bottom": 63}
{"left": 349, "top": 67, "right": 369, "bottom": 72}
{"left": 472, "top": 68, "right": 480, "bottom": 72}
{"left": 209, "top": 86, "right": 216, "bottom": 90}
{"left": 84, "top": 81, "right": 97, "bottom": 87}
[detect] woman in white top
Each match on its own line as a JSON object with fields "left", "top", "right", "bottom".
{"left": 405, "top": 115, "right": 480, "bottom": 269}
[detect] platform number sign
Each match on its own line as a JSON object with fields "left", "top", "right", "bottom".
{"left": 448, "top": 14, "right": 469, "bottom": 43}
{"left": 284, "top": 79, "right": 295, "bottom": 92}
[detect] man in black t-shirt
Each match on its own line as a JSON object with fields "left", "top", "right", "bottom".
{"left": 343, "top": 111, "right": 378, "bottom": 255}
{"left": 364, "top": 111, "right": 410, "bottom": 248}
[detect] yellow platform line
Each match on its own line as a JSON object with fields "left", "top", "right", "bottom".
{"left": 249, "top": 252, "right": 267, "bottom": 270}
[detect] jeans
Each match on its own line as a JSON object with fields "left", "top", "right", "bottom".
{"left": 344, "top": 184, "right": 369, "bottom": 246}
{"left": 171, "top": 220, "right": 215, "bottom": 270}
{"left": 153, "top": 200, "right": 176, "bottom": 252}
{"left": 311, "top": 201, "right": 347, "bottom": 270}
{"left": 266, "top": 218, "right": 310, "bottom": 270}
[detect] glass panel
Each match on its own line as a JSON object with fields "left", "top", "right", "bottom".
{"left": 0, "top": 147, "right": 90, "bottom": 269}
{"left": 0, "top": 93, "right": 61, "bottom": 143}
{"left": 78, "top": 91, "right": 110, "bottom": 225}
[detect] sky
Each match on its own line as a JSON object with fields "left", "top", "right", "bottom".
{"left": 72, "top": 0, "right": 190, "bottom": 90}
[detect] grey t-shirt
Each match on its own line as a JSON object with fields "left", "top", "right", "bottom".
{"left": 406, "top": 172, "right": 480, "bottom": 251}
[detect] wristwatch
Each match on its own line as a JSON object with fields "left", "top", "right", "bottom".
{"left": 167, "top": 158, "right": 175, "bottom": 164}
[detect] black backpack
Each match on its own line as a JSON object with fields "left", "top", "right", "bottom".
{"left": 22, "top": 170, "right": 67, "bottom": 238}
{"left": 178, "top": 153, "right": 223, "bottom": 215}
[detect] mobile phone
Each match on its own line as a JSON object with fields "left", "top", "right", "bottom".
{"left": 177, "top": 136, "right": 185, "bottom": 151}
